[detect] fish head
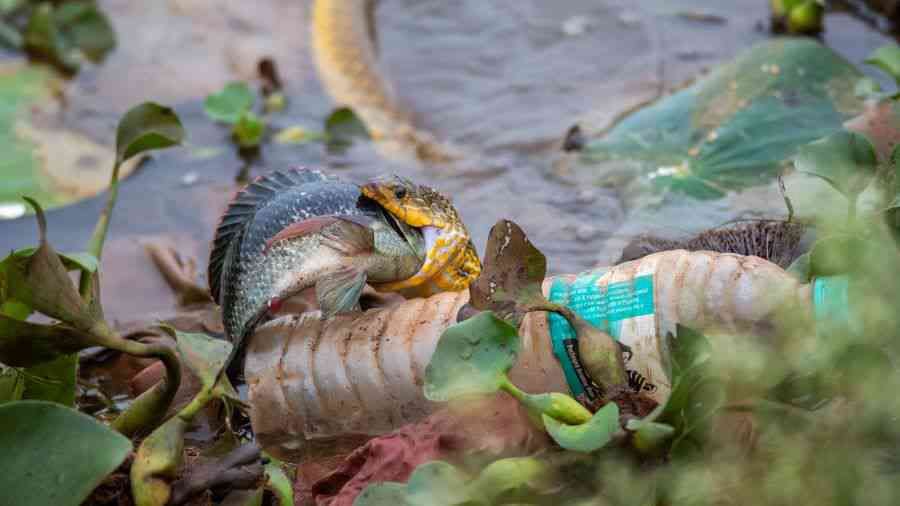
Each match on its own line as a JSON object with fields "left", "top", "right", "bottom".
{"left": 361, "top": 174, "right": 482, "bottom": 294}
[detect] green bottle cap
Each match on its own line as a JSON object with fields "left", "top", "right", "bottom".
{"left": 812, "top": 276, "right": 856, "bottom": 337}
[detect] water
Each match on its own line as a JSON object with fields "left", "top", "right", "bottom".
{"left": 0, "top": 0, "right": 893, "bottom": 321}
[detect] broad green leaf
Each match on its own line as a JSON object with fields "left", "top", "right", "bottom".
{"left": 469, "top": 219, "right": 548, "bottom": 325}
{"left": 9, "top": 248, "right": 100, "bottom": 274}
{"left": 233, "top": 111, "right": 265, "bottom": 148}
{"left": 353, "top": 483, "right": 409, "bottom": 506}
{"left": 131, "top": 416, "right": 189, "bottom": 506}
{"left": 5, "top": 198, "right": 95, "bottom": 331}
{"left": 325, "top": 106, "right": 369, "bottom": 151}
{"left": 580, "top": 39, "right": 864, "bottom": 199}
{"left": 808, "top": 234, "right": 869, "bottom": 277}
{"left": 424, "top": 311, "right": 520, "bottom": 402}
{"left": 53, "top": 1, "right": 116, "bottom": 62}
{"left": 116, "top": 102, "right": 184, "bottom": 163}
{"left": 23, "top": 2, "right": 81, "bottom": 71}
{"left": 0, "top": 315, "right": 91, "bottom": 366}
{"left": 794, "top": 130, "right": 877, "bottom": 200}
{"left": 170, "top": 328, "right": 231, "bottom": 392}
{"left": 406, "top": 461, "right": 474, "bottom": 506}
{"left": 0, "top": 64, "right": 148, "bottom": 217}
{"left": 204, "top": 82, "right": 254, "bottom": 124}
{"left": 469, "top": 457, "right": 549, "bottom": 504}
{"left": 542, "top": 402, "right": 620, "bottom": 453}
{"left": 866, "top": 44, "right": 900, "bottom": 84}
{"left": 0, "top": 400, "right": 131, "bottom": 506}
{"left": 21, "top": 354, "right": 76, "bottom": 405}
{"left": 655, "top": 325, "right": 726, "bottom": 456}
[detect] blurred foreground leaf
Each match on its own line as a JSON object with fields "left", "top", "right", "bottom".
{"left": 543, "top": 402, "right": 620, "bottom": 453}
{"left": 0, "top": 400, "right": 131, "bottom": 506}
{"left": 866, "top": 44, "right": 900, "bottom": 85}
{"left": 424, "top": 311, "right": 519, "bottom": 402}
{"left": 794, "top": 130, "right": 877, "bottom": 203}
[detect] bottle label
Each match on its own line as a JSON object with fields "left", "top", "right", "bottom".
{"left": 548, "top": 272, "right": 663, "bottom": 406}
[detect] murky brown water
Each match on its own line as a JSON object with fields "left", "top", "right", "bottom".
{"left": 0, "top": 0, "right": 893, "bottom": 321}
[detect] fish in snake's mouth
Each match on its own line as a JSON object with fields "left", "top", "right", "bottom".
{"left": 360, "top": 175, "right": 481, "bottom": 293}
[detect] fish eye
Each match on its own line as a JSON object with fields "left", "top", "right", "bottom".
{"left": 393, "top": 187, "right": 408, "bottom": 199}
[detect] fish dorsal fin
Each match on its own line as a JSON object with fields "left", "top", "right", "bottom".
{"left": 208, "top": 167, "right": 336, "bottom": 304}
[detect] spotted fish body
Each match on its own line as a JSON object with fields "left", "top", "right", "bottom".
{"left": 209, "top": 168, "right": 425, "bottom": 345}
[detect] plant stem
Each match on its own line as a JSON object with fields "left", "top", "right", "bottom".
{"left": 102, "top": 333, "right": 182, "bottom": 437}
{"left": 79, "top": 160, "right": 121, "bottom": 298}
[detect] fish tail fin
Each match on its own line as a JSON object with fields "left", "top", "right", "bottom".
{"left": 316, "top": 267, "right": 368, "bottom": 318}
{"left": 208, "top": 167, "right": 337, "bottom": 304}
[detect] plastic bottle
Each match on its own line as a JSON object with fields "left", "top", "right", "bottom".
{"left": 245, "top": 249, "right": 847, "bottom": 461}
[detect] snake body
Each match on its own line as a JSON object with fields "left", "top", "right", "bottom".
{"left": 312, "top": 0, "right": 461, "bottom": 163}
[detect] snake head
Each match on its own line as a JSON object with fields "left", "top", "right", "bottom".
{"left": 361, "top": 174, "right": 481, "bottom": 294}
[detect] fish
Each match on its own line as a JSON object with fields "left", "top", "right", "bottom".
{"left": 208, "top": 168, "right": 482, "bottom": 351}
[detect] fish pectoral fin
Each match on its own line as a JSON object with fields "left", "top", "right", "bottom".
{"left": 266, "top": 214, "right": 376, "bottom": 253}
{"left": 319, "top": 216, "right": 377, "bottom": 256}
{"left": 316, "top": 267, "right": 368, "bottom": 318}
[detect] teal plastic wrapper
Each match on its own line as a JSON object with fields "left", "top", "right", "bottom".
{"left": 813, "top": 276, "right": 857, "bottom": 337}
{"left": 548, "top": 272, "right": 660, "bottom": 405}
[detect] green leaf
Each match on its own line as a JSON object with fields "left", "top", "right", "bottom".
{"left": 232, "top": 110, "right": 265, "bottom": 148}
{"left": 424, "top": 311, "right": 520, "bottom": 402}
{"left": 116, "top": 102, "right": 185, "bottom": 164}
{"left": 0, "top": 365, "right": 24, "bottom": 403}
{"left": 204, "top": 82, "right": 254, "bottom": 124}
{"left": 0, "top": 400, "right": 131, "bottom": 506}
{"left": 469, "top": 457, "right": 549, "bottom": 504}
{"left": 580, "top": 39, "right": 864, "bottom": 199}
{"left": 52, "top": 1, "right": 116, "bottom": 62}
{"left": 866, "top": 44, "right": 900, "bottom": 84}
{"left": 169, "top": 327, "right": 232, "bottom": 398}
{"left": 406, "top": 461, "right": 474, "bottom": 506}
{"left": 6, "top": 199, "right": 96, "bottom": 331}
{"left": 131, "top": 416, "right": 189, "bottom": 506}
{"left": 21, "top": 355, "right": 77, "bottom": 405}
{"left": 23, "top": 2, "right": 81, "bottom": 71}
{"left": 794, "top": 130, "right": 878, "bottom": 200}
{"left": 324, "top": 106, "right": 369, "bottom": 151}
{"left": 469, "top": 219, "right": 548, "bottom": 325}
{"left": 353, "top": 483, "right": 409, "bottom": 506}
{"left": 264, "top": 460, "right": 294, "bottom": 506}
{"left": 0, "top": 315, "right": 92, "bottom": 367}
{"left": 808, "top": 234, "right": 869, "bottom": 277}
{"left": 542, "top": 402, "right": 620, "bottom": 453}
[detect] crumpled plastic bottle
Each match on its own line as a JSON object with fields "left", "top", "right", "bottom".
{"left": 245, "top": 249, "right": 850, "bottom": 461}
